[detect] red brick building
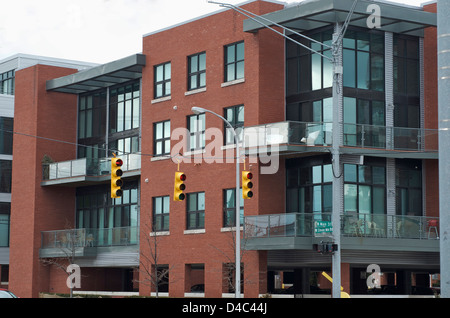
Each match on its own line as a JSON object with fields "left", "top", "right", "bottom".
{"left": 7, "top": 0, "right": 443, "bottom": 297}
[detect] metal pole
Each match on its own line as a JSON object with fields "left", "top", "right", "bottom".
{"left": 438, "top": 0, "right": 450, "bottom": 298}
{"left": 331, "top": 26, "right": 343, "bottom": 299}
{"left": 191, "top": 107, "right": 241, "bottom": 298}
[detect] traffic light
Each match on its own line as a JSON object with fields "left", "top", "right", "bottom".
{"left": 111, "top": 157, "right": 123, "bottom": 198}
{"left": 313, "top": 242, "right": 338, "bottom": 254}
{"left": 174, "top": 171, "right": 186, "bottom": 201}
{"left": 242, "top": 171, "right": 253, "bottom": 199}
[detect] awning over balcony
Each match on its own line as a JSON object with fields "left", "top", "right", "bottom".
{"left": 46, "top": 54, "right": 146, "bottom": 94}
{"left": 243, "top": 0, "right": 437, "bottom": 37}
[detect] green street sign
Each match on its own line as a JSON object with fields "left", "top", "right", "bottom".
{"left": 315, "top": 221, "right": 333, "bottom": 233}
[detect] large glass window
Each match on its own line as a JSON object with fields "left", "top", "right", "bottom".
{"left": 187, "top": 192, "right": 205, "bottom": 230}
{"left": 188, "top": 52, "right": 206, "bottom": 91}
{"left": 188, "top": 113, "right": 205, "bottom": 151}
{"left": 394, "top": 36, "right": 419, "bottom": 96}
{"left": 79, "top": 91, "right": 107, "bottom": 140}
{"left": 154, "top": 62, "right": 171, "bottom": 98}
{"left": 225, "top": 42, "right": 245, "bottom": 82}
{"left": 343, "top": 30, "right": 384, "bottom": 91}
{"left": 153, "top": 196, "right": 170, "bottom": 231}
{"left": 224, "top": 105, "right": 244, "bottom": 144}
{"left": 343, "top": 97, "right": 385, "bottom": 147}
{"left": 344, "top": 161, "right": 386, "bottom": 216}
{"left": 0, "top": 203, "right": 10, "bottom": 247}
{"left": 0, "top": 160, "right": 12, "bottom": 193}
{"left": 223, "top": 188, "right": 244, "bottom": 227}
{"left": 311, "top": 31, "right": 333, "bottom": 90}
{"left": 109, "top": 82, "right": 140, "bottom": 134}
{"left": 77, "top": 81, "right": 140, "bottom": 160}
{"left": 286, "top": 156, "right": 333, "bottom": 215}
{"left": 0, "top": 70, "right": 14, "bottom": 95}
{"left": 76, "top": 183, "right": 139, "bottom": 230}
{"left": 0, "top": 117, "right": 13, "bottom": 155}
{"left": 154, "top": 120, "right": 171, "bottom": 156}
{"left": 396, "top": 160, "right": 422, "bottom": 216}
{"left": 109, "top": 136, "right": 140, "bottom": 156}
{"left": 286, "top": 30, "right": 332, "bottom": 94}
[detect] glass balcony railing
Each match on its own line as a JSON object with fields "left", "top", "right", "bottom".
{"left": 41, "top": 226, "right": 139, "bottom": 249}
{"left": 42, "top": 153, "right": 141, "bottom": 181}
{"left": 243, "top": 121, "right": 438, "bottom": 153}
{"left": 343, "top": 124, "right": 439, "bottom": 152}
{"left": 243, "top": 121, "right": 332, "bottom": 148}
{"left": 244, "top": 213, "right": 440, "bottom": 240}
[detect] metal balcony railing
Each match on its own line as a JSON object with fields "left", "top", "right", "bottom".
{"left": 242, "top": 121, "right": 439, "bottom": 153}
{"left": 41, "top": 226, "right": 139, "bottom": 249}
{"left": 42, "top": 153, "right": 141, "bottom": 181}
{"left": 244, "top": 213, "right": 440, "bottom": 240}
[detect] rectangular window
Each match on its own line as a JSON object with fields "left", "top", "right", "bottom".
{"left": 343, "top": 30, "right": 384, "bottom": 91}
{"left": 76, "top": 183, "right": 139, "bottom": 246}
{"left": 154, "top": 120, "right": 171, "bottom": 156}
{"left": 188, "top": 113, "right": 205, "bottom": 151}
{"left": 109, "top": 82, "right": 140, "bottom": 134}
{"left": 79, "top": 91, "right": 107, "bottom": 139}
{"left": 395, "top": 160, "right": 422, "bottom": 216}
{"left": 223, "top": 188, "right": 244, "bottom": 227}
{"left": 0, "top": 70, "right": 15, "bottom": 95}
{"left": 0, "top": 160, "right": 12, "bottom": 193}
{"left": 154, "top": 62, "right": 171, "bottom": 98}
{"left": 0, "top": 203, "right": 10, "bottom": 247}
{"left": 153, "top": 196, "right": 170, "bottom": 231}
{"left": 0, "top": 117, "right": 13, "bottom": 155}
{"left": 187, "top": 192, "right": 205, "bottom": 230}
{"left": 188, "top": 52, "right": 206, "bottom": 91}
{"left": 394, "top": 36, "right": 419, "bottom": 96}
{"left": 225, "top": 41, "right": 245, "bottom": 82}
{"left": 224, "top": 105, "right": 244, "bottom": 144}
{"left": 343, "top": 162, "right": 386, "bottom": 216}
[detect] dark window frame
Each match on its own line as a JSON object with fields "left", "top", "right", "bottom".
{"left": 187, "top": 192, "right": 205, "bottom": 230}
{"left": 153, "top": 120, "right": 171, "bottom": 156}
{"left": 188, "top": 52, "right": 206, "bottom": 91}
{"left": 224, "top": 41, "right": 245, "bottom": 82}
{"left": 187, "top": 113, "right": 205, "bottom": 151}
{"left": 153, "top": 196, "right": 170, "bottom": 232}
{"left": 154, "top": 62, "right": 171, "bottom": 99}
{"left": 224, "top": 105, "right": 244, "bottom": 145}
{"left": 223, "top": 188, "right": 244, "bottom": 227}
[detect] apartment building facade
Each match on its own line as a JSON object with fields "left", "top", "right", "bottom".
{"left": 8, "top": 0, "right": 442, "bottom": 297}
{"left": 0, "top": 54, "right": 96, "bottom": 290}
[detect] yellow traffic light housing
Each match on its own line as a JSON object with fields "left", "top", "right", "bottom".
{"left": 111, "top": 157, "right": 123, "bottom": 198}
{"left": 242, "top": 171, "right": 253, "bottom": 199}
{"left": 174, "top": 171, "right": 186, "bottom": 201}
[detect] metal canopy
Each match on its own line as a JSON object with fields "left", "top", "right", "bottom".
{"left": 46, "top": 54, "right": 146, "bottom": 94}
{"left": 243, "top": 0, "right": 437, "bottom": 37}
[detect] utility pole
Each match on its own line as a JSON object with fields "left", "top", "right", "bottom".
{"left": 438, "top": 0, "right": 450, "bottom": 299}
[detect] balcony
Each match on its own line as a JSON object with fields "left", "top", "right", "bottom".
{"left": 41, "top": 153, "right": 141, "bottom": 186}
{"left": 244, "top": 213, "right": 440, "bottom": 252}
{"left": 243, "top": 122, "right": 438, "bottom": 159}
{"left": 40, "top": 226, "right": 138, "bottom": 258}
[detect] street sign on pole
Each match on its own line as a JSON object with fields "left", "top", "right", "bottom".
{"left": 315, "top": 221, "right": 333, "bottom": 234}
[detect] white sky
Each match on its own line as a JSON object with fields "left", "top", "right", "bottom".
{"left": 0, "top": 0, "right": 433, "bottom": 64}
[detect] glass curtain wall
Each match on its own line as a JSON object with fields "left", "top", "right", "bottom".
{"left": 78, "top": 81, "right": 140, "bottom": 162}
{"left": 76, "top": 182, "right": 139, "bottom": 244}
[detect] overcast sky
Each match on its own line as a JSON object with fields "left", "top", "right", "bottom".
{"left": 0, "top": 0, "right": 432, "bottom": 64}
